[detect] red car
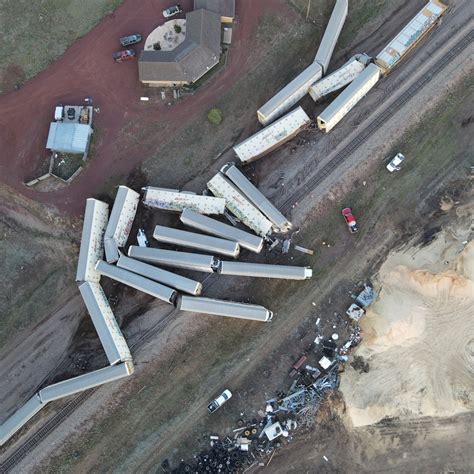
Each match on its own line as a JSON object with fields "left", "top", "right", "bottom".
{"left": 112, "top": 49, "right": 136, "bottom": 62}
{"left": 342, "top": 207, "right": 358, "bottom": 233}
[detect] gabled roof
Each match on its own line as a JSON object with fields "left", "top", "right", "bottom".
{"left": 193, "top": 0, "right": 235, "bottom": 19}
{"left": 46, "top": 122, "right": 92, "bottom": 154}
{"left": 139, "top": 9, "right": 221, "bottom": 83}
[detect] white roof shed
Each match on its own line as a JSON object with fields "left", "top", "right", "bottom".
{"left": 46, "top": 122, "right": 92, "bottom": 154}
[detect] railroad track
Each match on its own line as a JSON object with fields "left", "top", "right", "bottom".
{"left": 0, "top": 273, "right": 217, "bottom": 473}
{"left": 1, "top": 26, "right": 472, "bottom": 474}
{"left": 280, "top": 29, "right": 474, "bottom": 214}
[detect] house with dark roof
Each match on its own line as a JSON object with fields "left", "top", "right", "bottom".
{"left": 139, "top": 9, "right": 222, "bottom": 87}
{"left": 193, "top": 0, "right": 235, "bottom": 23}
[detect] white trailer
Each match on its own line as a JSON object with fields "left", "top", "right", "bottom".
{"left": 104, "top": 186, "right": 140, "bottom": 263}
{"left": 207, "top": 173, "right": 273, "bottom": 237}
{"left": 39, "top": 362, "right": 134, "bottom": 403}
{"left": 153, "top": 224, "right": 240, "bottom": 258}
{"left": 180, "top": 208, "right": 264, "bottom": 253}
{"left": 314, "top": 0, "right": 348, "bottom": 73}
{"left": 76, "top": 199, "right": 109, "bottom": 283}
{"left": 117, "top": 255, "right": 202, "bottom": 295}
{"left": 257, "top": 62, "right": 322, "bottom": 126}
{"left": 142, "top": 187, "right": 226, "bottom": 215}
{"left": 234, "top": 107, "right": 311, "bottom": 163}
{"left": 219, "top": 261, "right": 312, "bottom": 280}
{"left": 128, "top": 246, "right": 219, "bottom": 273}
{"left": 221, "top": 164, "right": 292, "bottom": 233}
{"left": 309, "top": 54, "right": 370, "bottom": 103}
{"left": 95, "top": 260, "right": 178, "bottom": 304}
{"left": 78, "top": 282, "right": 132, "bottom": 365}
{"left": 375, "top": 0, "right": 448, "bottom": 75}
{"left": 0, "top": 394, "right": 44, "bottom": 446}
{"left": 317, "top": 63, "right": 381, "bottom": 133}
{"left": 178, "top": 295, "right": 273, "bottom": 322}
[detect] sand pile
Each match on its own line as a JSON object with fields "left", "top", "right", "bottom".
{"left": 341, "top": 208, "right": 474, "bottom": 427}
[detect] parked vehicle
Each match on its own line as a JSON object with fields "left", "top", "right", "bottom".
{"left": 163, "top": 4, "right": 182, "bottom": 18}
{"left": 120, "top": 34, "right": 142, "bottom": 47}
{"left": 137, "top": 229, "right": 149, "bottom": 247}
{"left": 387, "top": 152, "right": 406, "bottom": 172}
{"left": 112, "top": 49, "right": 136, "bottom": 62}
{"left": 342, "top": 207, "right": 358, "bottom": 233}
{"left": 66, "top": 107, "right": 76, "bottom": 120}
{"left": 207, "top": 389, "right": 232, "bottom": 413}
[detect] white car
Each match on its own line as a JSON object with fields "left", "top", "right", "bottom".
{"left": 207, "top": 389, "right": 232, "bottom": 413}
{"left": 163, "top": 4, "right": 182, "bottom": 18}
{"left": 387, "top": 153, "right": 406, "bottom": 172}
{"left": 137, "top": 229, "right": 149, "bottom": 247}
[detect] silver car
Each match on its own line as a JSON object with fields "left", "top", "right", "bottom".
{"left": 387, "top": 153, "right": 406, "bottom": 172}
{"left": 163, "top": 4, "right": 182, "bottom": 18}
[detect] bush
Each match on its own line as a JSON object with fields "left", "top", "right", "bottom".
{"left": 153, "top": 41, "right": 161, "bottom": 50}
{"left": 174, "top": 24, "right": 182, "bottom": 34}
{"left": 207, "top": 108, "right": 223, "bottom": 125}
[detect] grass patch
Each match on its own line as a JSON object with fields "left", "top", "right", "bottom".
{"left": 52, "top": 153, "right": 83, "bottom": 180}
{"left": 0, "top": 0, "right": 123, "bottom": 93}
{"left": 0, "top": 220, "right": 76, "bottom": 349}
{"left": 207, "top": 107, "right": 223, "bottom": 125}
{"left": 299, "top": 75, "right": 474, "bottom": 248}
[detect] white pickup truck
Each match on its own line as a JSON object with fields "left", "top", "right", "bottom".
{"left": 207, "top": 389, "right": 232, "bottom": 413}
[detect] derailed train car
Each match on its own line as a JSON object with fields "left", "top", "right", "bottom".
{"left": 104, "top": 186, "right": 140, "bottom": 263}
{"left": 178, "top": 295, "right": 273, "bottom": 322}
{"left": 76, "top": 198, "right": 109, "bottom": 283}
{"left": 180, "top": 208, "right": 264, "bottom": 253}
{"left": 128, "top": 246, "right": 219, "bottom": 273}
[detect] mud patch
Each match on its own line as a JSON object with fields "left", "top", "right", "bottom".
{"left": 1, "top": 64, "right": 26, "bottom": 92}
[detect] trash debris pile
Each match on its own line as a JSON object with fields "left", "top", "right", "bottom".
{"left": 167, "top": 283, "right": 375, "bottom": 472}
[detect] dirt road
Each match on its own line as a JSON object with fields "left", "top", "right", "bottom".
{"left": 0, "top": 0, "right": 282, "bottom": 215}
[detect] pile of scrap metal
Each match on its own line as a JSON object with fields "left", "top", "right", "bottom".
{"left": 346, "top": 284, "right": 375, "bottom": 322}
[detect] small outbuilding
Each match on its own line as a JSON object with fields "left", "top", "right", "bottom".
{"left": 46, "top": 122, "right": 92, "bottom": 154}
{"left": 193, "top": 0, "right": 235, "bottom": 23}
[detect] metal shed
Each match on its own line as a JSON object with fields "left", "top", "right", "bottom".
{"left": 39, "top": 362, "right": 134, "bottom": 403}
{"left": 76, "top": 198, "right": 109, "bottom": 283}
{"left": 78, "top": 282, "right": 132, "bottom": 365}
{"left": 104, "top": 186, "right": 140, "bottom": 263}
{"left": 0, "top": 394, "right": 44, "bottom": 446}
{"left": 117, "top": 255, "right": 202, "bottom": 295}
{"left": 207, "top": 173, "right": 273, "bottom": 237}
{"left": 314, "top": 0, "right": 348, "bottom": 73}
{"left": 375, "top": 0, "right": 448, "bottom": 74}
{"left": 153, "top": 224, "right": 240, "bottom": 258}
{"left": 309, "top": 54, "right": 370, "bottom": 103}
{"left": 257, "top": 62, "right": 322, "bottom": 126}
{"left": 233, "top": 107, "right": 311, "bottom": 163}
{"left": 142, "top": 187, "right": 226, "bottom": 214}
{"left": 46, "top": 122, "right": 92, "bottom": 154}
{"left": 178, "top": 295, "right": 273, "bottom": 322}
{"left": 95, "top": 260, "right": 178, "bottom": 304}
{"left": 128, "top": 246, "right": 219, "bottom": 273}
{"left": 219, "top": 261, "right": 312, "bottom": 280}
{"left": 180, "top": 208, "right": 264, "bottom": 253}
{"left": 317, "top": 63, "right": 381, "bottom": 133}
{"left": 221, "top": 164, "right": 292, "bottom": 232}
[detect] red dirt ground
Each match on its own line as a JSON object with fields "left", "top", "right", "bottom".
{"left": 0, "top": 0, "right": 289, "bottom": 215}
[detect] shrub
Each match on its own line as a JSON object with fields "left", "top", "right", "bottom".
{"left": 174, "top": 24, "right": 182, "bottom": 34}
{"left": 207, "top": 108, "right": 223, "bottom": 125}
{"left": 153, "top": 41, "right": 161, "bottom": 50}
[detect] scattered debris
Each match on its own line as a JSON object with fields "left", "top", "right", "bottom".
{"left": 294, "top": 245, "right": 314, "bottom": 255}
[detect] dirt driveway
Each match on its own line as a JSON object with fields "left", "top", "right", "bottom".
{"left": 0, "top": 0, "right": 282, "bottom": 215}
